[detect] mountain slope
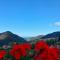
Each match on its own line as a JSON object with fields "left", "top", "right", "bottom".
{"left": 26, "top": 35, "right": 44, "bottom": 41}
{"left": 27, "top": 35, "right": 44, "bottom": 44}
{"left": 0, "top": 31, "right": 27, "bottom": 45}
{"left": 29, "top": 31, "right": 60, "bottom": 44}
{"left": 41, "top": 31, "right": 60, "bottom": 39}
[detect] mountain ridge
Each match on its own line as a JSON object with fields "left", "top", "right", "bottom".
{"left": 28, "top": 31, "right": 60, "bottom": 44}
{"left": 0, "top": 31, "right": 27, "bottom": 45}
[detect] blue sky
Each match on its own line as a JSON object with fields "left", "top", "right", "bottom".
{"left": 0, "top": 0, "right": 60, "bottom": 36}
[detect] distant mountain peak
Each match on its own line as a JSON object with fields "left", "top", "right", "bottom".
{"left": 0, "top": 31, "right": 14, "bottom": 39}
{"left": 0, "top": 31, "right": 27, "bottom": 45}
{"left": 1, "top": 31, "right": 13, "bottom": 35}
{"left": 28, "top": 31, "right": 60, "bottom": 44}
{"left": 41, "top": 31, "right": 60, "bottom": 39}
{"left": 4, "top": 31, "right": 12, "bottom": 33}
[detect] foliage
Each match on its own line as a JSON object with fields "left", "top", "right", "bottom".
{"left": 0, "top": 40, "right": 59, "bottom": 60}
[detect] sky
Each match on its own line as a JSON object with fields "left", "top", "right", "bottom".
{"left": 0, "top": 0, "right": 60, "bottom": 37}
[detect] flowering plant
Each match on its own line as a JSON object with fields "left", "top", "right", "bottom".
{"left": 0, "top": 40, "right": 59, "bottom": 60}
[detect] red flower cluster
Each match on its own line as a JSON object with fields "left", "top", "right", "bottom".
{"left": 0, "top": 40, "right": 59, "bottom": 60}
{"left": 34, "top": 41, "right": 59, "bottom": 60}
{"left": 10, "top": 43, "right": 31, "bottom": 60}
{"left": 0, "top": 50, "right": 7, "bottom": 60}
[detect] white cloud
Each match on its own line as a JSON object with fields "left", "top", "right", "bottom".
{"left": 54, "top": 22, "right": 60, "bottom": 26}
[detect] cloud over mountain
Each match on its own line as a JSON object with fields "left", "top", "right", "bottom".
{"left": 54, "top": 22, "right": 60, "bottom": 26}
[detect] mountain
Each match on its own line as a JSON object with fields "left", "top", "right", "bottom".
{"left": 0, "top": 31, "right": 27, "bottom": 45}
{"left": 29, "top": 31, "right": 60, "bottom": 44}
{"left": 41, "top": 31, "right": 60, "bottom": 39}
{"left": 27, "top": 35, "right": 44, "bottom": 44}
{"left": 25, "top": 35, "right": 44, "bottom": 41}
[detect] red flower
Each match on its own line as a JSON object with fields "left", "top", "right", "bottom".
{"left": 47, "top": 47, "right": 59, "bottom": 60}
{"left": 34, "top": 40, "right": 59, "bottom": 60}
{"left": 10, "top": 43, "right": 31, "bottom": 60}
{"left": 34, "top": 40, "right": 49, "bottom": 52}
{"left": 0, "top": 50, "right": 7, "bottom": 59}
